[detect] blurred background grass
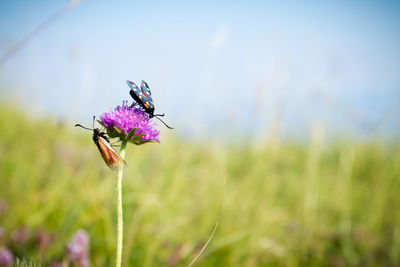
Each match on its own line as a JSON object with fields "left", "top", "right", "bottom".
{"left": 0, "top": 103, "right": 399, "bottom": 266}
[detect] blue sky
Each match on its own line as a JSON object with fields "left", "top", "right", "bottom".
{"left": 0, "top": 0, "right": 399, "bottom": 140}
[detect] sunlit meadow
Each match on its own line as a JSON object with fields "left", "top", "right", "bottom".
{"left": 0, "top": 102, "right": 399, "bottom": 266}
{"left": 1, "top": 1, "right": 400, "bottom": 266}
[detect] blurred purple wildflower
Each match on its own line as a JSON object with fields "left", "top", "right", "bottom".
{"left": 66, "top": 229, "right": 90, "bottom": 267}
{"left": 0, "top": 247, "right": 13, "bottom": 266}
{"left": 100, "top": 101, "right": 160, "bottom": 143}
{"left": 49, "top": 262, "right": 63, "bottom": 267}
{"left": 11, "top": 227, "right": 28, "bottom": 246}
{"left": 0, "top": 200, "right": 6, "bottom": 216}
{"left": 0, "top": 227, "right": 4, "bottom": 240}
{"left": 35, "top": 229, "right": 53, "bottom": 253}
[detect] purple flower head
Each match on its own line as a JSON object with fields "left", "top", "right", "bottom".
{"left": 11, "top": 227, "right": 28, "bottom": 246}
{"left": 100, "top": 101, "right": 160, "bottom": 144}
{"left": 66, "top": 229, "right": 90, "bottom": 267}
{"left": 0, "top": 199, "right": 6, "bottom": 216}
{"left": 0, "top": 247, "right": 13, "bottom": 266}
{"left": 49, "top": 262, "right": 63, "bottom": 267}
{"left": 35, "top": 229, "right": 53, "bottom": 252}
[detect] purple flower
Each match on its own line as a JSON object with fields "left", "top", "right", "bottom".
{"left": 49, "top": 262, "right": 63, "bottom": 267}
{"left": 100, "top": 101, "right": 160, "bottom": 143}
{"left": 11, "top": 227, "right": 28, "bottom": 246}
{"left": 66, "top": 229, "right": 90, "bottom": 267}
{"left": 35, "top": 229, "right": 52, "bottom": 252}
{"left": 0, "top": 247, "right": 13, "bottom": 266}
{"left": 0, "top": 200, "right": 6, "bottom": 216}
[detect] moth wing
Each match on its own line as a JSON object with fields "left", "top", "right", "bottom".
{"left": 97, "top": 136, "right": 126, "bottom": 170}
{"left": 141, "top": 80, "right": 152, "bottom": 96}
{"left": 127, "top": 80, "right": 148, "bottom": 107}
{"left": 126, "top": 80, "right": 139, "bottom": 92}
{"left": 101, "top": 138, "right": 127, "bottom": 166}
{"left": 140, "top": 80, "right": 154, "bottom": 109}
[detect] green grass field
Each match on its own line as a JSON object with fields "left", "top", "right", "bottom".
{"left": 0, "top": 103, "right": 400, "bottom": 266}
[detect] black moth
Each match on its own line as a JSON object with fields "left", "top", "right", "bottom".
{"left": 75, "top": 116, "right": 125, "bottom": 170}
{"left": 126, "top": 80, "right": 173, "bottom": 129}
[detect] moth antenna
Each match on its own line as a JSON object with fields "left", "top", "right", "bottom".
{"left": 92, "top": 116, "right": 96, "bottom": 129}
{"left": 75, "top": 124, "right": 93, "bottom": 131}
{"left": 155, "top": 116, "right": 174, "bottom": 129}
{"left": 154, "top": 113, "right": 165, "bottom": 117}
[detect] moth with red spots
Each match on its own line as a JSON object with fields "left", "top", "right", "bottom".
{"left": 75, "top": 117, "right": 126, "bottom": 170}
{"left": 127, "top": 80, "right": 173, "bottom": 129}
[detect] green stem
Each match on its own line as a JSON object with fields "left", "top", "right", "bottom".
{"left": 116, "top": 139, "right": 128, "bottom": 267}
